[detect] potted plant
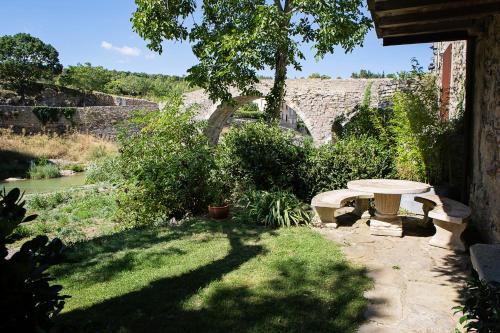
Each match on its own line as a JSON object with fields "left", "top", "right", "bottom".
{"left": 208, "top": 169, "right": 230, "bottom": 219}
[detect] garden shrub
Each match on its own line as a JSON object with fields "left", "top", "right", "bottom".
{"left": 0, "top": 188, "right": 69, "bottom": 332}
{"left": 116, "top": 95, "right": 213, "bottom": 225}
{"left": 85, "top": 155, "right": 122, "bottom": 184}
{"left": 453, "top": 277, "right": 500, "bottom": 333}
{"left": 333, "top": 83, "right": 392, "bottom": 145}
{"left": 390, "top": 65, "right": 463, "bottom": 185}
{"left": 216, "top": 121, "right": 307, "bottom": 198}
{"left": 234, "top": 190, "right": 313, "bottom": 228}
{"left": 302, "top": 135, "right": 395, "bottom": 199}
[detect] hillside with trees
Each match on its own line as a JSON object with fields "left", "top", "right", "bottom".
{"left": 0, "top": 33, "right": 194, "bottom": 103}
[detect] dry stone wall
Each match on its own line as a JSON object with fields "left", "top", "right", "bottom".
{"left": 0, "top": 90, "right": 159, "bottom": 138}
{"left": 0, "top": 104, "right": 158, "bottom": 139}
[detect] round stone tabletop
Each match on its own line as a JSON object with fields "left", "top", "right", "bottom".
{"left": 347, "top": 179, "right": 431, "bottom": 195}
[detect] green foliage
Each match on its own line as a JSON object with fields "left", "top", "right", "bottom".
{"left": 17, "top": 187, "right": 118, "bottom": 245}
{"left": 234, "top": 190, "right": 313, "bottom": 227}
{"left": 216, "top": 121, "right": 307, "bottom": 198}
{"left": 116, "top": 95, "right": 213, "bottom": 225}
{"left": 65, "top": 163, "right": 85, "bottom": 173}
{"left": 351, "top": 69, "right": 390, "bottom": 79}
{"left": 453, "top": 278, "right": 500, "bottom": 333}
{"left": 132, "top": 0, "right": 371, "bottom": 118}
{"left": 333, "top": 82, "right": 392, "bottom": 142}
{"left": 390, "top": 61, "right": 461, "bottom": 184}
{"left": 0, "top": 188, "right": 69, "bottom": 332}
{"left": 233, "top": 102, "right": 265, "bottom": 119}
{"left": 58, "top": 63, "right": 111, "bottom": 95}
{"left": 57, "top": 63, "right": 193, "bottom": 99}
{"left": 85, "top": 155, "right": 123, "bottom": 185}
{"left": 28, "top": 160, "right": 60, "bottom": 179}
{"left": 32, "top": 106, "right": 76, "bottom": 124}
{"left": 0, "top": 33, "right": 62, "bottom": 97}
{"left": 335, "top": 60, "right": 464, "bottom": 188}
{"left": 233, "top": 110, "right": 266, "bottom": 120}
{"left": 28, "top": 191, "right": 71, "bottom": 210}
{"left": 302, "top": 135, "right": 395, "bottom": 199}
{"left": 309, "top": 73, "right": 331, "bottom": 79}
{"left": 207, "top": 167, "right": 232, "bottom": 206}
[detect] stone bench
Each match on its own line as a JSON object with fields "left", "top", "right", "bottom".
{"left": 414, "top": 194, "right": 471, "bottom": 251}
{"left": 470, "top": 244, "right": 500, "bottom": 284}
{"left": 311, "top": 189, "right": 373, "bottom": 228}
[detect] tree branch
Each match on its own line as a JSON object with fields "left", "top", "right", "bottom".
{"left": 274, "top": 0, "right": 283, "bottom": 12}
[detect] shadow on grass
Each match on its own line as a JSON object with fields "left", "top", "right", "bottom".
{"left": 55, "top": 219, "right": 370, "bottom": 333}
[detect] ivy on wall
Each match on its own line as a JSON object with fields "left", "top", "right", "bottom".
{"left": 32, "top": 106, "right": 76, "bottom": 124}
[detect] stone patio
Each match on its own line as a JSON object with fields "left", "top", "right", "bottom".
{"left": 316, "top": 208, "right": 470, "bottom": 333}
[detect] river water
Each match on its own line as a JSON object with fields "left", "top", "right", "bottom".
{"left": 0, "top": 173, "right": 86, "bottom": 194}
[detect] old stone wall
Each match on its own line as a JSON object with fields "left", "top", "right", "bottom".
{"left": 184, "top": 78, "right": 399, "bottom": 144}
{"left": 469, "top": 14, "right": 500, "bottom": 243}
{"left": 0, "top": 104, "right": 158, "bottom": 139}
{"left": 432, "top": 40, "right": 467, "bottom": 118}
{"left": 0, "top": 85, "right": 157, "bottom": 108}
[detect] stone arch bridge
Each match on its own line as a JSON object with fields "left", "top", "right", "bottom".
{"left": 183, "top": 78, "right": 397, "bottom": 145}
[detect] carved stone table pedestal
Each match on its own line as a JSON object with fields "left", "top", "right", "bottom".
{"left": 347, "top": 179, "right": 431, "bottom": 237}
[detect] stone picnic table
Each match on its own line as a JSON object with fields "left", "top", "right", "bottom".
{"left": 347, "top": 179, "right": 430, "bottom": 237}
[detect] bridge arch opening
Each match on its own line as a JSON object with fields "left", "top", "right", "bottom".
{"left": 205, "top": 96, "right": 315, "bottom": 144}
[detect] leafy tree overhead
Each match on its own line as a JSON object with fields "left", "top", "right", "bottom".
{"left": 132, "top": 0, "right": 372, "bottom": 119}
{"left": 0, "top": 33, "right": 62, "bottom": 97}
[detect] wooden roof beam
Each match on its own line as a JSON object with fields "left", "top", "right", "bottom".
{"left": 380, "top": 19, "right": 480, "bottom": 38}
{"left": 377, "top": 3, "right": 500, "bottom": 28}
{"left": 372, "top": 0, "right": 468, "bottom": 13}
{"left": 371, "top": 0, "right": 500, "bottom": 17}
{"left": 383, "top": 31, "right": 471, "bottom": 46}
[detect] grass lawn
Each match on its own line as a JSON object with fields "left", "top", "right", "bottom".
{"left": 52, "top": 218, "right": 371, "bottom": 333}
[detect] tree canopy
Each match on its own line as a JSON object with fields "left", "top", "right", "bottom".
{"left": 0, "top": 33, "right": 62, "bottom": 96}
{"left": 132, "top": 0, "right": 371, "bottom": 119}
{"left": 58, "top": 63, "right": 111, "bottom": 95}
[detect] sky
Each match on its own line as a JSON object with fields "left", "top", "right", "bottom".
{"left": 0, "top": 0, "right": 432, "bottom": 78}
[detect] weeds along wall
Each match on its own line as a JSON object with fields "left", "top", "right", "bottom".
{"left": 0, "top": 104, "right": 158, "bottom": 139}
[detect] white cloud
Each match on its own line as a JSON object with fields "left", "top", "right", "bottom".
{"left": 101, "top": 41, "right": 113, "bottom": 49}
{"left": 101, "top": 41, "right": 141, "bottom": 57}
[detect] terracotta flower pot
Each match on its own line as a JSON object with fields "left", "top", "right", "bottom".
{"left": 208, "top": 205, "right": 229, "bottom": 219}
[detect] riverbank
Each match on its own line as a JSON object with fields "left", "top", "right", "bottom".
{"left": 0, "top": 129, "right": 117, "bottom": 179}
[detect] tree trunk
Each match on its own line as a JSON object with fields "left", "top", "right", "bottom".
{"left": 265, "top": 0, "right": 291, "bottom": 121}
{"left": 265, "top": 50, "right": 287, "bottom": 120}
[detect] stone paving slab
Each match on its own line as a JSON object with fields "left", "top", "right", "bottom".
{"left": 315, "top": 209, "right": 470, "bottom": 333}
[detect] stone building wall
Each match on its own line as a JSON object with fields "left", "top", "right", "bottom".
{"left": 432, "top": 40, "right": 467, "bottom": 119}
{"left": 0, "top": 104, "right": 158, "bottom": 139}
{"left": 469, "top": 15, "right": 500, "bottom": 243}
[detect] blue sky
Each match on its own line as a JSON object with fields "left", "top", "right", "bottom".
{"left": 1, "top": 0, "right": 432, "bottom": 78}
